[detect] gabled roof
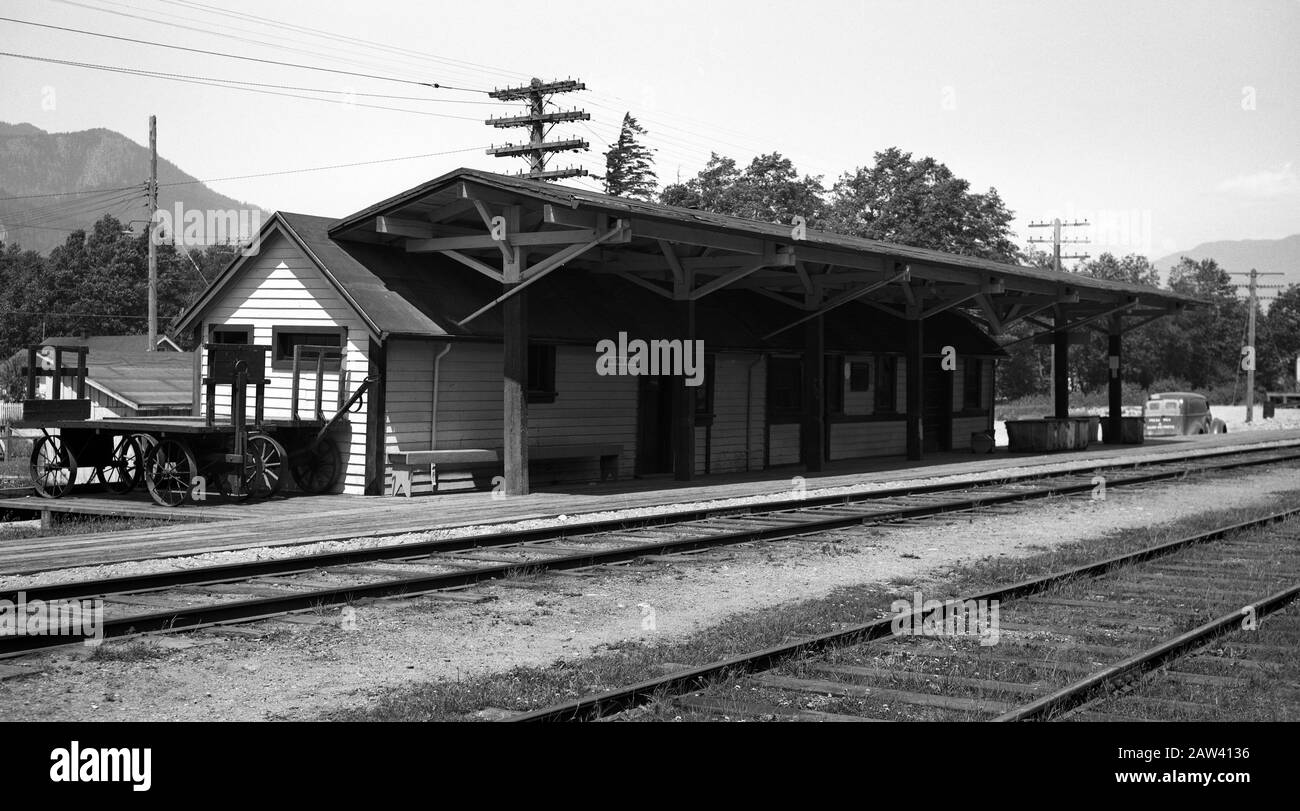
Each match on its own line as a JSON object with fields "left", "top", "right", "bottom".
{"left": 176, "top": 212, "right": 446, "bottom": 339}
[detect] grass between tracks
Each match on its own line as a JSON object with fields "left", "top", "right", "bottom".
{"left": 328, "top": 480, "right": 1300, "bottom": 722}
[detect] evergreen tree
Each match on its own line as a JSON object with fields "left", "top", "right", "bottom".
{"left": 602, "top": 113, "right": 658, "bottom": 200}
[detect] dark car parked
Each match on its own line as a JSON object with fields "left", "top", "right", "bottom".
{"left": 1144, "top": 392, "right": 1226, "bottom": 437}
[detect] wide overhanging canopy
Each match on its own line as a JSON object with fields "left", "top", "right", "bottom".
{"left": 328, "top": 168, "right": 1201, "bottom": 340}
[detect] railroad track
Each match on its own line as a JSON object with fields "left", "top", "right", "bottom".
{"left": 2, "top": 444, "right": 1299, "bottom": 659}
{"left": 507, "top": 509, "right": 1300, "bottom": 722}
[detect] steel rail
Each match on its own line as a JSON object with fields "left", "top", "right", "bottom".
{"left": 993, "top": 580, "right": 1300, "bottom": 722}
{"left": 8, "top": 445, "right": 1300, "bottom": 605}
{"left": 504, "top": 508, "right": 1300, "bottom": 721}
{"left": 1, "top": 448, "right": 1297, "bottom": 659}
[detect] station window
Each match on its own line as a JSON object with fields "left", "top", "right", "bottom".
{"left": 848, "top": 361, "right": 871, "bottom": 393}
{"left": 963, "top": 358, "right": 984, "bottom": 411}
{"left": 825, "top": 355, "right": 845, "bottom": 416}
{"left": 271, "top": 326, "right": 345, "bottom": 371}
{"left": 875, "top": 355, "right": 898, "bottom": 414}
{"left": 527, "top": 343, "right": 557, "bottom": 404}
{"left": 209, "top": 324, "right": 252, "bottom": 345}
{"left": 767, "top": 356, "right": 803, "bottom": 421}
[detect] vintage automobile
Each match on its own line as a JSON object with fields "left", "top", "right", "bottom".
{"left": 1144, "top": 392, "right": 1227, "bottom": 437}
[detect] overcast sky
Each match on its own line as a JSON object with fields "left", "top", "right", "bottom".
{"left": 2, "top": 0, "right": 1297, "bottom": 261}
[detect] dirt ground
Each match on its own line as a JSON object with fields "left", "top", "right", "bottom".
{"left": 2, "top": 464, "right": 1297, "bottom": 721}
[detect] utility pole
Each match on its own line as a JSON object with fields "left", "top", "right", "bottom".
{"left": 1027, "top": 218, "right": 1090, "bottom": 272}
{"left": 1231, "top": 268, "right": 1285, "bottom": 422}
{"left": 147, "top": 114, "right": 158, "bottom": 352}
{"left": 1028, "top": 218, "right": 1090, "bottom": 399}
{"left": 486, "top": 78, "right": 590, "bottom": 180}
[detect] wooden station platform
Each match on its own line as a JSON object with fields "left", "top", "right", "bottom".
{"left": 3, "top": 429, "right": 1300, "bottom": 576}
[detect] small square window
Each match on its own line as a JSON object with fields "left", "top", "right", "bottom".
{"left": 270, "top": 327, "right": 345, "bottom": 371}
{"left": 209, "top": 324, "right": 252, "bottom": 345}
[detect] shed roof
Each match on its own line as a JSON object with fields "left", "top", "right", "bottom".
{"left": 15, "top": 339, "right": 194, "bottom": 409}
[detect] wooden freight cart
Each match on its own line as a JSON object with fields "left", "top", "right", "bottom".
{"left": 17, "top": 343, "right": 370, "bottom": 507}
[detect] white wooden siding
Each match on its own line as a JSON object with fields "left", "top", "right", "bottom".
{"left": 424, "top": 341, "right": 639, "bottom": 483}
{"left": 198, "top": 230, "right": 372, "bottom": 494}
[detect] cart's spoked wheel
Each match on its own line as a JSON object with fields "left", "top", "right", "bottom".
{"left": 290, "top": 438, "right": 342, "bottom": 494}
{"left": 144, "top": 439, "right": 198, "bottom": 508}
{"left": 30, "top": 434, "right": 77, "bottom": 499}
{"left": 241, "top": 434, "right": 286, "bottom": 501}
{"left": 132, "top": 433, "right": 160, "bottom": 463}
{"left": 97, "top": 434, "right": 142, "bottom": 494}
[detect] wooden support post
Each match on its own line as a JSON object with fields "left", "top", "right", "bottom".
{"left": 905, "top": 311, "right": 923, "bottom": 461}
{"left": 291, "top": 345, "right": 302, "bottom": 422}
{"left": 1053, "top": 311, "right": 1070, "bottom": 419}
{"left": 26, "top": 347, "right": 36, "bottom": 399}
{"left": 75, "top": 348, "right": 86, "bottom": 399}
{"left": 51, "top": 347, "right": 62, "bottom": 400}
{"left": 314, "top": 350, "right": 325, "bottom": 422}
{"left": 191, "top": 329, "right": 202, "bottom": 418}
{"left": 801, "top": 311, "right": 825, "bottom": 473}
{"left": 501, "top": 206, "right": 529, "bottom": 496}
{"left": 364, "top": 337, "right": 387, "bottom": 496}
{"left": 337, "top": 344, "right": 348, "bottom": 413}
{"left": 672, "top": 297, "right": 697, "bottom": 481}
{"left": 1107, "top": 314, "right": 1123, "bottom": 444}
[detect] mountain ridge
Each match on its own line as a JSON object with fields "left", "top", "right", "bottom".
{"left": 0, "top": 121, "right": 265, "bottom": 255}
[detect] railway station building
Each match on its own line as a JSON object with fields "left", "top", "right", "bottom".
{"left": 174, "top": 169, "right": 1199, "bottom": 497}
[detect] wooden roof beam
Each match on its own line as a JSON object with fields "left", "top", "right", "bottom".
{"left": 438, "top": 250, "right": 504, "bottom": 284}
{"left": 458, "top": 220, "right": 632, "bottom": 326}
{"left": 762, "top": 266, "right": 911, "bottom": 340}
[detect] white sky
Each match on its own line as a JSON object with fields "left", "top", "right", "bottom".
{"left": 1, "top": 0, "right": 1297, "bottom": 260}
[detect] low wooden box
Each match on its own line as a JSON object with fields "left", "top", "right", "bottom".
{"left": 22, "top": 399, "right": 91, "bottom": 421}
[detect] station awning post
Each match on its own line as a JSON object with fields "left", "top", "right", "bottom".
{"left": 801, "top": 310, "right": 825, "bottom": 472}
{"left": 502, "top": 206, "right": 529, "bottom": 496}
{"left": 905, "top": 310, "right": 923, "bottom": 461}
{"left": 1107, "top": 314, "right": 1123, "bottom": 444}
{"left": 672, "top": 297, "right": 697, "bottom": 481}
{"left": 1053, "top": 311, "right": 1070, "bottom": 419}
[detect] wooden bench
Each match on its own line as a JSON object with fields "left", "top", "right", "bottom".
{"left": 386, "top": 444, "right": 622, "bottom": 496}
{"left": 387, "top": 450, "right": 498, "bottom": 497}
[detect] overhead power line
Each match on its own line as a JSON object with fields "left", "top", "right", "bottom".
{"left": 164, "top": 145, "right": 490, "bottom": 187}
{"left": 1, "top": 147, "right": 488, "bottom": 211}
{"left": 0, "top": 51, "right": 486, "bottom": 121}
{"left": 0, "top": 184, "right": 145, "bottom": 202}
{"left": 0, "top": 16, "right": 483, "bottom": 92}
{"left": 0, "top": 51, "right": 497, "bottom": 103}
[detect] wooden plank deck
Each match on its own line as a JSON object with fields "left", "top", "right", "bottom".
{"left": 2, "top": 429, "right": 1298, "bottom": 576}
